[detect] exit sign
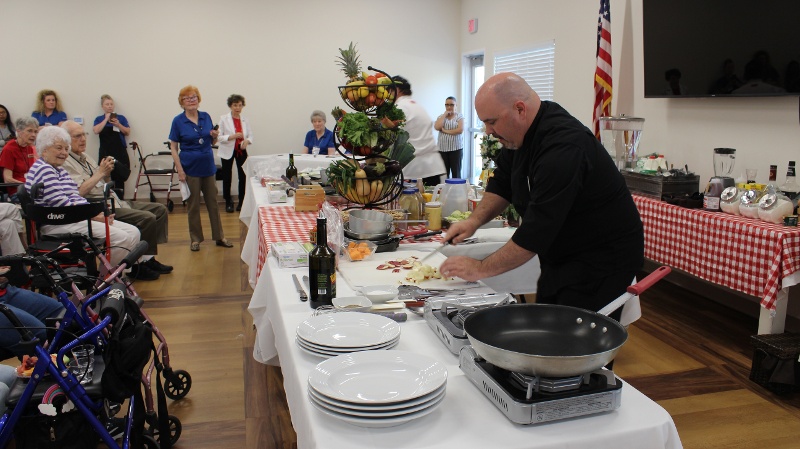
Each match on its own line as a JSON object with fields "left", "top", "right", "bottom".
{"left": 468, "top": 18, "right": 478, "bottom": 34}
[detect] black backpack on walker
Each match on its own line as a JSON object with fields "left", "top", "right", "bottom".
{"left": 101, "top": 291, "right": 171, "bottom": 449}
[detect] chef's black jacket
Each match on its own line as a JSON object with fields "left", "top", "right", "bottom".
{"left": 486, "top": 101, "right": 644, "bottom": 312}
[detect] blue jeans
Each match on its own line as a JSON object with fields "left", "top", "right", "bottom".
{"left": 0, "top": 286, "right": 65, "bottom": 358}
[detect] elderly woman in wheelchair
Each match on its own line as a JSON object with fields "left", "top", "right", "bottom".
{"left": 22, "top": 126, "right": 140, "bottom": 267}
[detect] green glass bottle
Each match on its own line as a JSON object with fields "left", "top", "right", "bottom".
{"left": 286, "top": 153, "right": 298, "bottom": 185}
{"left": 309, "top": 211, "right": 336, "bottom": 308}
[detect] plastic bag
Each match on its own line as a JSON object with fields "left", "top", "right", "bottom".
{"left": 320, "top": 201, "right": 344, "bottom": 265}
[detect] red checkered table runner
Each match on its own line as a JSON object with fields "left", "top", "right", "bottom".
{"left": 255, "top": 206, "right": 440, "bottom": 279}
{"left": 633, "top": 194, "right": 800, "bottom": 310}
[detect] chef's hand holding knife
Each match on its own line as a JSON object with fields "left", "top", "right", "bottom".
{"left": 439, "top": 192, "right": 535, "bottom": 282}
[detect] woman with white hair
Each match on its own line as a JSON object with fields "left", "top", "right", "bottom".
{"left": 302, "top": 110, "right": 336, "bottom": 155}
{"left": 0, "top": 117, "right": 38, "bottom": 195}
{"left": 23, "top": 126, "right": 140, "bottom": 266}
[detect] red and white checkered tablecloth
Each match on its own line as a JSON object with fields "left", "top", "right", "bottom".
{"left": 633, "top": 194, "right": 800, "bottom": 310}
{"left": 255, "top": 206, "right": 441, "bottom": 279}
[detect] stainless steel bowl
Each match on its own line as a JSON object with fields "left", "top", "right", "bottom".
{"left": 343, "top": 223, "right": 392, "bottom": 240}
{"left": 349, "top": 210, "right": 393, "bottom": 234}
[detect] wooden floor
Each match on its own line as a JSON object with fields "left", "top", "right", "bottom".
{"left": 17, "top": 202, "right": 800, "bottom": 448}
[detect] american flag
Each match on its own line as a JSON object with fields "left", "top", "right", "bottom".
{"left": 592, "top": 0, "right": 612, "bottom": 139}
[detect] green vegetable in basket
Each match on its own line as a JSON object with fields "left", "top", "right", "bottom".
{"left": 337, "top": 112, "right": 372, "bottom": 147}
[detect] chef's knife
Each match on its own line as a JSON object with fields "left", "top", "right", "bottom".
{"left": 292, "top": 274, "right": 308, "bottom": 301}
{"left": 419, "top": 241, "right": 450, "bottom": 263}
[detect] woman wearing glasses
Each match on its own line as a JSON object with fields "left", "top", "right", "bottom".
{"left": 434, "top": 96, "right": 464, "bottom": 179}
{"left": 0, "top": 117, "right": 39, "bottom": 194}
{"left": 169, "top": 85, "right": 232, "bottom": 252}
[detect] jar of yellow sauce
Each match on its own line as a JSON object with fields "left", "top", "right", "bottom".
{"left": 425, "top": 201, "right": 442, "bottom": 231}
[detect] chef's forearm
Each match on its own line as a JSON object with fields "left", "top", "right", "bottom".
{"left": 478, "top": 240, "right": 535, "bottom": 278}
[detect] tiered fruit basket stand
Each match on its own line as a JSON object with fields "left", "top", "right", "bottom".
{"left": 329, "top": 66, "right": 407, "bottom": 208}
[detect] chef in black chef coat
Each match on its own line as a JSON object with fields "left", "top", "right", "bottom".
{"left": 440, "top": 72, "right": 643, "bottom": 317}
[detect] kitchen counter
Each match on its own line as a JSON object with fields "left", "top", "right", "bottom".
{"left": 246, "top": 256, "right": 683, "bottom": 449}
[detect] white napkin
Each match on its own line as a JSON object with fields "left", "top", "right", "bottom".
{"left": 180, "top": 181, "right": 190, "bottom": 201}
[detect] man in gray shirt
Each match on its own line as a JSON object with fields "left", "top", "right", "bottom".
{"left": 61, "top": 121, "right": 172, "bottom": 280}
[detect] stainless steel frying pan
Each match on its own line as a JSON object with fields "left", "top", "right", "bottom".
{"left": 463, "top": 266, "right": 671, "bottom": 377}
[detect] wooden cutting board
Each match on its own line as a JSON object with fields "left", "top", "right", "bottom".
{"left": 337, "top": 249, "right": 480, "bottom": 290}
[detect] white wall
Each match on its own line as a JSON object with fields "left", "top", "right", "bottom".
{"left": 4, "top": 0, "right": 461, "bottom": 196}
{"left": 460, "top": 0, "right": 800, "bottom": 186}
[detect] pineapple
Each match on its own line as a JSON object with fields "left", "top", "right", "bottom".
{"left": 337, "top": 42, "right": 363, "bottom": 82}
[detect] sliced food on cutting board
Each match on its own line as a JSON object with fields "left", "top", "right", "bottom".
{"left": 338, "top": 250, "right": 480, "bottom": 290}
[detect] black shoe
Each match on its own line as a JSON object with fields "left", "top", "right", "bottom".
{"left": 129, "top": 263, "right": 160, "bottom": 281}
{"left": 145, "top": 257, "right": 173, "bottom": 274}
{"left": 216, "top": 239, "right": 234, "bottom": 248}
{"left": 236, "top": 202, "right": 242, "bottom": 211}
{"left": 225, "top": 200, "right": 234, "bottom": 213}
{"left": 106, "top": 417, "right": 126, "bottom": 440}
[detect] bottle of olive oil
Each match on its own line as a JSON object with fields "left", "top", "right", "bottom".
{"left": 285, "top": 153, "right": 298, "bottom": 185}
{"left": 309, "top": 211, "right": 336, "bottom": 308}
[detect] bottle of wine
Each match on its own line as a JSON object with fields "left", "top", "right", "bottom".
{"left": 286, "top": 153, "right": 298, "bottom": 185}
{"left": 780, "top": 161, "right": 800, "bottom": 213}
{"left": 309, "top": 211, "right": 336, "bottom": 309}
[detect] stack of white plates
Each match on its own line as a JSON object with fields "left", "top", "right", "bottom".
{"left": 307, "top": 351, "right": 448, "bottom": 428}
{"left": 296, "top": 312, "right": 400, "bottom": 358}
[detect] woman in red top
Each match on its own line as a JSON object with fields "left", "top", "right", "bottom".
{"left": 0, "top": 117, "right": 39, "bottom": 192}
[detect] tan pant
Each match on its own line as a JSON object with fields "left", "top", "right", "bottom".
{"left": 185, "top": 174, "right": 224, "bottom": 243}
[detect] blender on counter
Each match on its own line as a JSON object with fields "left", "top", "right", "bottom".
{"left": 598, "top": 115, "right": 645, "bottom": 171}
{"left": 703, "top": 147, "right": 736, "bottom": 211}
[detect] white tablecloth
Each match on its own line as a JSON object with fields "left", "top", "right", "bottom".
{"left": 246, "top": 257, "right": 682, "bottom": 449}
{"left": 243, "top": 153, "right": 344, "bottom": 180}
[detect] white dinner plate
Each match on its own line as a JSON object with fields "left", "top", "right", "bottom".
{"left": 309, "top": 383, "right": 446, "bottom": 411}
{"left": 307, "top": 390, "right": 445, "bottom": 428}
{"left": 309, "top": 384, "right": 446, "bottom": 415}
{"left": 296, "top": 338, "right": 399, "bottom": 358}
{"left": 296, "top": 312, "right": 400, "bottom": 348}
{"left": 297, "top": 334, "right": 400, "bottom": 352}
{"left": 307, "top": 351, "right": 447, "bottom": 404}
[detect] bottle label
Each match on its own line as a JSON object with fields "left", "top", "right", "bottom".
{"left": 315, "top": 272, "right": 336, "bottom": 296}
{"left": 788, "top": 166, "right": 796, "bottom": 177}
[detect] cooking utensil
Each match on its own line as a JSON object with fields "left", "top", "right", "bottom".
{"left": 412, "top": 230, "right": 442, "bottom": 240}
{"left": 419, "top": 242, "right": 449, "bottom": 264}
{"left": 349, "top": 210, "right": 394, "bottom": 234}
{"left": 293, "top": 274, "right": 308, "bottom": 302}
{"left": 463, "top": 266, "right": 671, "bottom": 377}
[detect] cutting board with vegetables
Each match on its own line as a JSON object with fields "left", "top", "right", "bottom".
{"left": 337, "top": 250, "right": 480, "bottom": 290}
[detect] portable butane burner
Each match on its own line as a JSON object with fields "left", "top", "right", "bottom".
{"left": 423, "top": 294, "right": 513, "bottom": 355}
{"left": 459, "top": 347, "right": 623, "bottom": 425}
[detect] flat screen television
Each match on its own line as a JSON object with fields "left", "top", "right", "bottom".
{"left": 642, "top": 0, "right": 800, "bottom": 98}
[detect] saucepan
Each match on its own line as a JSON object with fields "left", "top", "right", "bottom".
{"left": 463, "top": 266, "right": 671, "bottom": 378}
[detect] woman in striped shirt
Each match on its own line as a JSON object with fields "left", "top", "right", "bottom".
{"left": 24, "top": 126, "right": 140, "bottom": 266}
{"left": 434, "top": 96, "right": 465, "bottom": 179}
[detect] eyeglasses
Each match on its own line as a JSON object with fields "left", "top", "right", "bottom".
{"left": 181, "top": 95, "right": 199, "bottom": 102}
{"left": 49, "top": 144, "right": 69, "bottom": 153}
{"left": 71, "top": 132, "right": 88, "bottom": 140}
{"left": 445, "top": 103, "right": 456, "bottom": 107}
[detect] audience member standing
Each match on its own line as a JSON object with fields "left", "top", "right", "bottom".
{"left": 434, "top": 96, "right": 465, "bottom": 178}
{"left": 169, "top": 85, "right": 232, "bottom": 252}
{"left": 218, "top": 94, "right": 253, "bottom": 213}
{"left": 92, "top": 95, "right": 132, "bottom": 198}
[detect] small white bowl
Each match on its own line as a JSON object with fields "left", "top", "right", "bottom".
{"left": 332, "top": 296, "right": 373, "bottom": 312}
{"left": 360, "top": 285, "right": 399, "bottom": 303}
